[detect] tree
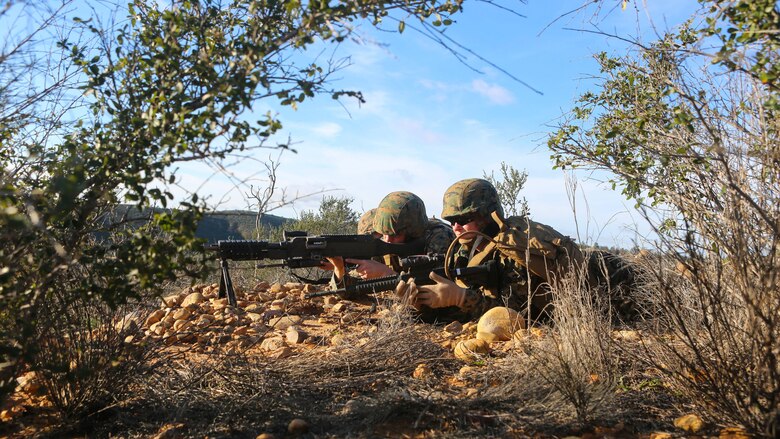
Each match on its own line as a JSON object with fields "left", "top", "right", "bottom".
{"left": 292, "top": 196, "right": 360, "bottom": 235}
{"left": 484, "top": 161, "right": 529, "bottom": 217}
{"left": 0, "top": 0, "right": 481, "bottom": 412}
{"left": 548, "top": 1, "right": 779, "bottom": 435}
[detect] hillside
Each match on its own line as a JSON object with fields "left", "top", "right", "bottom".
{"left": 196, "top": 210, "right": 290, "bottom": 242}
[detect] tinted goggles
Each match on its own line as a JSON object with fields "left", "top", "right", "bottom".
{"left": 445, "top": 213, "right": 478, "bottom": 226}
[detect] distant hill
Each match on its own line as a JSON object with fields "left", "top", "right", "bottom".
{"left": 197, "top": 210, "right": 290, "bottom": 242}
{"left": 101, "top": 206, "right": 292, "bottom": 242}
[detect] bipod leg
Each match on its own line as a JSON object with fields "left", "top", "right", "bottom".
{"left": 218, "top": 258, "right": 237, "bottom": 307}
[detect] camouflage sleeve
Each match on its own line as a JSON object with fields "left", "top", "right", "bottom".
{"left": 456, "top": 255, "right": 545, "bottom": 321}
{"left": 424, "top": 219, "right": 455, "bottom": 254}
{"left": 459, "top": 288, "right": 508, "bottom": 320}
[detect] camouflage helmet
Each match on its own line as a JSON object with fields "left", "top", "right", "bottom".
{"left": 357, "top": 208, "right": 377, "bottom": 235}
{"left": 441, "top": 178, "right": 503, "bottom": 221}
{"left": 373, "top": 191, "right": 428, "bottom": 239}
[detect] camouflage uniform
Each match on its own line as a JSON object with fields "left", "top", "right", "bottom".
{"left": 357, "top": 209, "right": 377, "bottom": 235}
{"left": 423, "top": 178, "right": 580, "bottom": 323}
{"left": 331, "top": 192, "right": 454, "bottom": 292}
{"left": 424, "top": 217, "right": 456, "bottom": 255}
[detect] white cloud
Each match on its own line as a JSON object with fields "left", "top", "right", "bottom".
{"left": 309, "top": 122, "right": 342, "bottom": 138}
{"left": 471, "top": 79, "right": 515, "bottom": 105}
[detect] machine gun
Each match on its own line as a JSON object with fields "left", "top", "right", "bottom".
{"left": 205, "top": 231, "right": 426, "bottom": 306}
{"left": 305, "top": 259, "right": 500, "bottom": 300}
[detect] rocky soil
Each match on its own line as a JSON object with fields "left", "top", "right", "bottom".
{"left": 0, "top": 280, "right": 754, "bottom": 438}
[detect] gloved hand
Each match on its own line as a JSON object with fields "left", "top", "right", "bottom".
{"left": 395, "top": 277, "right": 420, "bottom": 308}
{"left": 415, "top": 272, "right": 467, "bottom": 309}
{"left": 346, "top": 258, "right": 396, "bottom": 279}
{"left": 324, "top": 257, "right": 346, "bottom": 280}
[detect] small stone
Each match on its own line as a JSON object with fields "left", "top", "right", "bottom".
{"left": 649, "top": 433, "right": 673, "bottom": 439}
{"left": 459, "top": 366, "right": 474, "bottom": 376}
{"left": 172, "top": 319, "right": 191, "bottom": 332}
{"left": 145, "top": 309, "right": 166, "bottom": 327}
{"left": 674, "top": 414, "right": 704, "bottom": 433}
{"left": 270, "top": 300, "right": 286, "bottom": 310}
{"left": 172, "top": 308, "right": 192, "bottom": 321}
{"left": 340, "top": 312, "right": 361, "bottom": 324}
{"left": 286, "top": 327, "right": 308, "bottom": 344}
{"left": 443, "top": 321, "right": 463, "bottom": 335}
{"left": 287, "top": 418, "right": 310, "bottom": 434}
{"left": 256, "top": 433, "right": 277, "bottom": 439}
{"left": 719, "top": 427, "right": 751, "bottom": 439}
{"left": 323, "top": 296, "right": 339, "bottom": 306}
{"left": 244, "top": 303, "right": 263, "bottom": 313}
{"left": 454, "top": 338, "right": 491, "bottom": 362}
{"left": 268, "top": 315, "right": 303, "bottom": 330}
{"left": 332, "top": 302, "right": 349, "bottom": 313}
{"left": 271, "top": 346, "right": 294, "bottom": 359}
{"left": 254, "top": 281, "right": 271, "bottom": 291}
{"left": 115, "top": 311, "right": 143, "bottom": 333}
{"left": 476, "top": 307, "right": 525, "bottom": 342}
{"left": 246, "top": 312, "right": 263, "bottom": 322}
{"left": 269, "top": 283, "right": 285, "bottom": 294}
{"left": 260, "top": 336, "right": 286, "bottom": 351}
{"left": 413, "top": 363, "right": 432, "bottom": 379}
{"left": 303, "top": 284, "right": 319, "bottom": 293}
{"left": 331, "top": 334, "right": 346, "bottom": 346}
{"left": 162, "top": 294, "right": 181, "bottom": 307}
{"left": 181, "top": 292, "right": 205, "bottom": 307}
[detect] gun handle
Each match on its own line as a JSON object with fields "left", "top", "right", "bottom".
{"left": 218, "top": 258, "right": 238, "bottom": 307}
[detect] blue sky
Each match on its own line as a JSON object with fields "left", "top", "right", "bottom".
{"left": 173, "top": 0, "right": 699, "bottom": 248}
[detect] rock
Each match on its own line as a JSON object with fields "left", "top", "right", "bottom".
{"left": 260, "top": 336, "right": 286, "bottom": 351}
{"left": 256, "top": 433, "right": 277, "bottom": 439}
{"left": 270, "top": 299, "right": 286, "bottom": 310}
{"left": 172, "top": 320, "right": 191, "bottom": 332}
{"left": 16, "top": 371, "right": 40, "bottom": 394}
{"left": 340, "top": 312, "right": 361, "bottom": 324}
{"left": 246, "top": 312, "right": 264, "bottom": 323}
{"left": 269, "top": 283, "right": 285, "bottom": 294}
{"left": 244, "top": 303, "right": 263, "bottom": 313}
{"left": 268, "top": 315, "right": 303, "bottom": 330}
{"left": 476, "top": 307, "right": 525, "bottom": 342}
{"left": 303, "top": 284, "right": 319, "bottom": 294}
{"left": 270, "top": 346, "right": 294, "bottom": 359}
{"left": 181, "top": 292, "right": 205, "bottom": 308}
{"left": 323, "top": 296, "right": 339, "bottom": 306}
{"left": 443, "top": 321, "right": 463, "bottom": 335}
{"left": 115, "top": 311, "right": 143, "bottom": 334}
{"left": 454, "top": 338, "right": 490, "bottom": 362}
{"left": 331, "top": 334, "right": 347, "bottom": 346}
{"left": 413, "top": 363, "right": 432, "bottom": 379}
{"left": 171, "top": 308, "right": 192, "bottom": 321}
{"left": 674, "top": 414, "right": 704, "bottom": 433}
{"left": 287, "top": 418, "right": 310, "bottom": 434}
{"left": 145, "top": 309, "right": 166, "bottom": 327}
{"left": 649, "top": 433, "right": 672, "bottom": 439}
{"left": 254, "top": 281, "right": 271, "bottom": 291}
{"left": 459, "top": 366, "right": 474, "bottom": 376}
{"left": 332, "top": 302, "right": 350, "bottom": 313}
{"left": 286, "top": 327, "right": 308, "bottom": 344}
{"left": 719, "top": 427, "right": 750, "bottom": 439}
{"left": 613, "top": 329, "right": 640, "bottom": 342}
{"left": 162, "top": 294, "right": 181, "bottom": 307}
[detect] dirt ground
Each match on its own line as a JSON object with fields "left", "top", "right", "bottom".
{"left": 0, "top": 279, "right": 751, "bottom": 438}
